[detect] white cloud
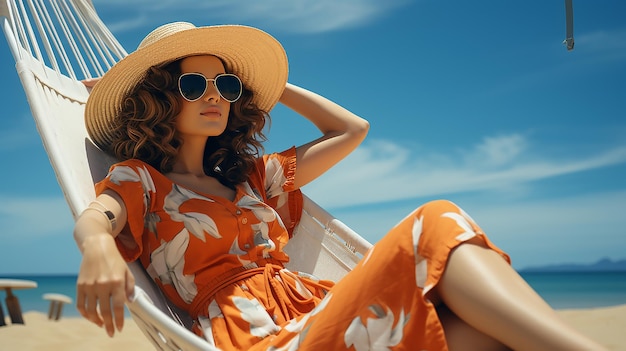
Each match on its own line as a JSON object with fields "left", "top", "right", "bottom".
{"left": 0, "top": 195, "right": 78, "bottom": 275}
{"left": 0, "top": 116, "right": 39, "bottom": 151}
{"left": 94, "top": 0, "right": 411, "bottom": 34}
{"left": 0, "top": 129, "right": 35, "bottom": 151}
{"left": 462, "top": 190, "right": 626, "bottom": 268}
{"left": 463, "top": 134, "right": 527, "bottom": 167}
{"left": 303, "top": 134, "right": 626, "bottom": 209}
{"left": 300, "top": 133, "right": 626, "bottom": 268}
{"left": 105, "top": 14, "right": 151, "bottom": 34}
{"left": 576, "top": 28, "right": 626, "bottom": 53}
{"left": 0, "top": 196, "right": 74, "bottom": 241}
{"left": 330, "top": 190, "right": 626, "bottom": 270}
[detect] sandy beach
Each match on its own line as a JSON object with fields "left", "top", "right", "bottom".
{"left": 1, "top": 305, "right": 625, "bottom": 350}
{"left": 1, "top": 311, "right": 154, "bottom": 351}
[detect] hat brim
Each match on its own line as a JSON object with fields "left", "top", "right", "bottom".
{"left": 85, "top": 24, "right": 288, "bottom": 151}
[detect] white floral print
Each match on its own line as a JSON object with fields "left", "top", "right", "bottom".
{"left": 232, "top": 296, "right": 281, "bottom": 338}
{"left": 266, "top": 293, "right": 334, "bottom": 351}
{"left": 441, "top": 211, "right": 478, "bottom": 241}
{"left": 145, "top": 211, "right": 160, "bottom": 236}
{"left": 239, "top": 182, "right": 279, "bottom": 223}
{"left": 197, "top": 315, "right": 217, "bottom": 348}
{"left": 164, "top": 184, "right": 221, "bottom": 241}
{"left": 236, "top": 182, "right": 283, "bottom": 258}
{"left": 412, "top": 215, "right": 428, "bottom": 289}
{"left": 197, "top": 300, "right": 223, "bottom": 347}
{"left": 264, "top": 157, "right": 289, "bottom": 199}
{"left": 229, "top": 235, "right": 253, "bottom": 266}
{"left": 345, "top": 305, "right": 408, "bottom": 351}
{"left": 146, "top": 228, "right": 197, "bottom": 303}
{"left": 108, "top": 165, "right": 156, "bottom": 214}
{"left": 109, "top": 165, "right": 156, "bottom": 193}
{"left": 253, "top": 224, "right": 276, "bottom": 258}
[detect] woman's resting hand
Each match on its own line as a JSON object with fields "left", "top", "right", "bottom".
{"left": 76, "top": 233, "right": 135, "bottom": 337}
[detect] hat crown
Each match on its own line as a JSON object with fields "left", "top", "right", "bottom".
{"left": 138, "top": 22, "right": 196, "bottom": 49}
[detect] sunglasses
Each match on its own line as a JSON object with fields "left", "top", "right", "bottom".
{"left": 178, "top": 72, "right": 243, "bottom": 103}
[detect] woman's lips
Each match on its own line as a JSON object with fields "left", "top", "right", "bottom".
{"left": 201, "top": 107, "right": 221, "bottom": 117}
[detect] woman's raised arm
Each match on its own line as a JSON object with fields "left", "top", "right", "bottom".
{"left": 279, "top": 83, "right": 370, "bottom": 189}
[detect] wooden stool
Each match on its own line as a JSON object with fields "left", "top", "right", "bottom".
{"left": 0, "top": 279, "right": 38, "bottom": 326}
{"left": 42, "top": 293, "right": 73, "bottom": 321}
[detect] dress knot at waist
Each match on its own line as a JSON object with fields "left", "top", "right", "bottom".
{"left": 189, "top": 261, "right": 283, "bottom": 319}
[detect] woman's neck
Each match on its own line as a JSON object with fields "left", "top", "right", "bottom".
{"left": 170, "top": 137, "right": 207, "bottom": 176}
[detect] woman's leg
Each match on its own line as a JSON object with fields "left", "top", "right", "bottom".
{"left": 435, "top": 239, "right": 607, "bottom": 351}
{"left": 289, "top": 200, "right": 518, "bottom": 350}
{"left": 437, "top": 304, "right": 511, "bottom": 351}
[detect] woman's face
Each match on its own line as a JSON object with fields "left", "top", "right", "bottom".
{"left": 175, "top": 55, "right": 232, "bottom": 141}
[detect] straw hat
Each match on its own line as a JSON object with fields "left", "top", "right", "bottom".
{"left": 85, "top": 22, "right": 288, "bottom": 151}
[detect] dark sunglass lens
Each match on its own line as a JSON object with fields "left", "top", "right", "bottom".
{"left": 179, "top": 74, "right": 207, "bottom": 101}
{"left": 216, "top": 75, "right": 242, "bottom": 101}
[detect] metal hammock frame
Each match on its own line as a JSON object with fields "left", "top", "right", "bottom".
{"left": 563, "top": 0, "right": 574, "bottom": 51}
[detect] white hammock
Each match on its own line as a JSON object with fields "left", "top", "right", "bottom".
{"left": 0, "top": 0, "right": 371, "bottom": 350}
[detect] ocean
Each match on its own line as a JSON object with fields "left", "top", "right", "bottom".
{"left": 2, "top": 271, "right": 625, "bottom": 317}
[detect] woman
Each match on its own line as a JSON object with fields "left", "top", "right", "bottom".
{"left": 75, "top": 22, "right": 605, "bottom": 350}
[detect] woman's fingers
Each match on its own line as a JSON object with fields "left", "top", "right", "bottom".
{"left": 112, "top": 285, "right": 127, "bottom": 332}
{"left": 76, "top": 278, "right": 128, "bottom": 336}
{"left": 125, "top": 268, "right": 136, "bottom": 300}
{"left": 98, "top": 287, "right": 116, "bottom": 337}
{"left": 75, "top": 234, "right": 131, "bottom": 336}
{"left": 75, "top": 284, "right": 88, "bottom": 319}
{"left": 78, "top": 282, "right": 105, "bottom": 327}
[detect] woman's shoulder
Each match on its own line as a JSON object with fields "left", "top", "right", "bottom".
{"left": 106, "top": 159, "right": 166, "bottom": 185}
{"left": 110, "top": 159, "right": 159, "bottom": 173}
{"left": 260, "top": 146, "right": 297, "bottom": 168}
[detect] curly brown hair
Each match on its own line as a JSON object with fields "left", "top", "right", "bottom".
{"left": 108, "top": 57, "right": 268, "bottom": 187}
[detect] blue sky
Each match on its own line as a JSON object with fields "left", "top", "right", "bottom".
{"left": 1, "top": 0, "right": 624, "bottom": 275}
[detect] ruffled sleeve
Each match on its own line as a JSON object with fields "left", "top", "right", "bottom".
{"left": 263, "top": 146, "right": 298, "bottom": 197}
{"left": 252, "top": 147, "right": 303, "bottom": 237}
{"left": 94, "top": 159, "right": 157, "bottom": 261}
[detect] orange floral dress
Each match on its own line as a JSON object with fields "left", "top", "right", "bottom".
{"left": 96, "top": 146, "right": 510, "bottom": 351}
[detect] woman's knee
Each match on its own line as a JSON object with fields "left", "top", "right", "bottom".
{"left": 412, "top": 199, "right": 487, "bottom": 257}
{"left": 419, "top": 199, "right": 463, "bottom": 215}
{"left": 416, "top": 199, "right": 474, "bottom": 228}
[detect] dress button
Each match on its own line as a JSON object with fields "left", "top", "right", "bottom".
{"left": 241, "top": 217, "right": 248, "bottom": 224}
{"left": 236, "top": 210, "right": 242, "bottom": 215}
